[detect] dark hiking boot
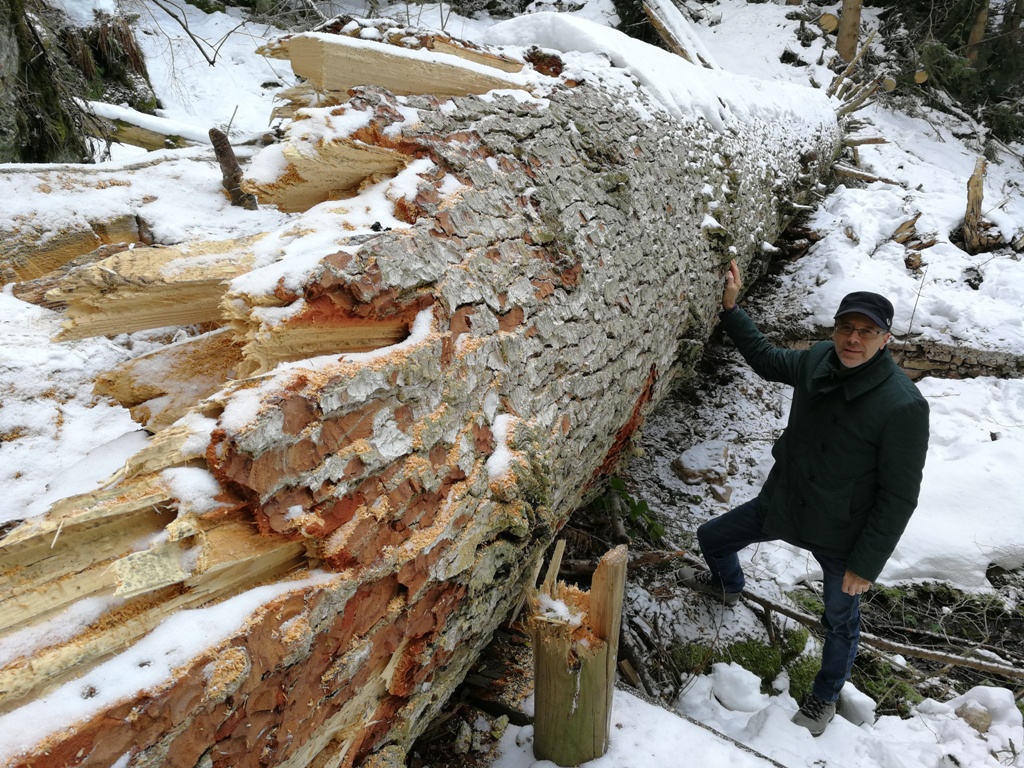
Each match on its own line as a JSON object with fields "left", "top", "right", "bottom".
{"left": 792, "top": 694, "right": 836, "bottom": 736}
{"left": 678, "top": 567, "right": 742, "bottom": 606}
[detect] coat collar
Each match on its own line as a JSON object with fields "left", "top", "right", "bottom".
{"left": 811, "top": 344, "right": 896, "bottom": 400}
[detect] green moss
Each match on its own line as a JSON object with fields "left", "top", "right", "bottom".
{"left": 720, "top": 638, "right": 783, "bottom": 682}
{"left": 6, "top": 0, "right": 89, "bottom": 162}
{"left": 785, "top": 653, "right": 820, "bottom": 701}
{"left": 672, "top": 626, "right": 820, "bottom": 700}
{"left": 672, "top": 637, "right": 783, "bottom": 686}
{"left": 851, "top": 656, "right": 922, "bottom": 717}
{"left": 668, "top": 641, "right": 715, "bottom": 674}
{"left": 787, "top": 588, "right": 823, "bottom": 617}
{"left": 780, "top": 626, "right": 809, "bottom": 661}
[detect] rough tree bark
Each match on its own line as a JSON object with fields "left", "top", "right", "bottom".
{"left": 966, "top": 0, "right": 990, "bottom": 63}
{"left": 836, "top": 0, "right": 864, "bottom": 63}
{"left": 0, "top": 26, "right": 840, "bottom": 768}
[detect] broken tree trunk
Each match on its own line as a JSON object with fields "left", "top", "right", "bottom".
{"left": 531, "top": 544, "right": 627, "bottom": 766}
{"left": 964, "top": 156, "right": 987, "bottom": 254}
{"left": 0, "top": 19, "right": 839, "bottom": 768}
{"left": 966, "top": 0, "right": 990, "bottom": 64}
{"left": 642, "top": 0, "right": 717, "bottom": 68}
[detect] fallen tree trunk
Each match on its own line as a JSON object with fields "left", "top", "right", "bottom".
{"left": 0, "top": 18, "right": 840, "bottom": 768}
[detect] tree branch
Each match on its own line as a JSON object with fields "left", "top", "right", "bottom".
{"left": 740, "top": 590, "right": 1024, "bottom": 683}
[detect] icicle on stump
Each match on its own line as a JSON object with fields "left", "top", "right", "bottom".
{"left": 529, "top": 543, "right": 627, "bottom": 766}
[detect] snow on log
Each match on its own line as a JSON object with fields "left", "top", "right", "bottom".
{"left": 0, "top": 212, "right": 149, "bottom": 286}
{"left": 269, "top": 30, "right": 524, "bottom": 101}
{"left": 49, "top": 237, "right": 261, "bottom": 340}
{"left": 642, "top": 0, "right": 720, "bottom": 68}
{"left": 0, "top": 15, "right": 839, "bottom": 768}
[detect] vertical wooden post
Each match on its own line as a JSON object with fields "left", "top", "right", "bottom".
{"left": 964, "top": 156, "right": 986, "bottom": 255}
{"left": 836, "top": 0, "right": 863, "bottom": 63}
{"left": 530, "top": 544, "right": 628, "bottom": 767}
{"left": 966, "top": 0, "right": 990, "bottom": 64}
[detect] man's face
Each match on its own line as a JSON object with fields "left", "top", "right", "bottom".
{"left": 832, "top": 312, "right": 891, "bottom": 368}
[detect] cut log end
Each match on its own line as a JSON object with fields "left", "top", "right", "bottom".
{"left": 818, "top": 12, "right": 839, "bottom": 34}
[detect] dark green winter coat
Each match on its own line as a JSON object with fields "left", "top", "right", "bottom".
{"left": 721, "top": 308, "right": 929, "bottom": 582}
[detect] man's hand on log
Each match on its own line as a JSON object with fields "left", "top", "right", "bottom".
{"left": 723, "top": 259, "right": 742, "bottom": 311}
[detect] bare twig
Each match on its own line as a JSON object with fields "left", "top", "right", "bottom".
{"left": 741, "top": 589, "right": 1024, "bottom": 683}
{"left": 833, "top": 162, "right": 903, "bottom": 186}
{"left": 150, "top": 0, "right": 216, "bottom": 65}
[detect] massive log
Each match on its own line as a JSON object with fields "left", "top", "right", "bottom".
{"left": 0, "top": 17, "right": 839, "bottom": 768}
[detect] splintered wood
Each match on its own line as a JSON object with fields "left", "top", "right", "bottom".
{"left": 94, "top": 328, "right": 244, "bottom": 431}
{"left": 277, "top": 32, "right": 523, "bottom": 100}
{"left": 0, "top": 14, "right": 841, "bottom": 767}
{"left": 964, "top": 157, "right": 987, "bottom": 255}
{"left": 529, "top": 544, "right": 627, "bottom": 767}
{"left": 1, "top": 214, "right": 148, "bottom": 286}
{"left": 243, "top": 135, "right": 409, "bottom": 213}
{"left": 49, "top": 237, "right": 258, "bottom": 340}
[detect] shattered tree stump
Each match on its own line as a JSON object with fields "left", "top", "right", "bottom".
{"left": 531, "top": 544, "right": 627, "bottom": 766}
{"left": 964, "top": 156, "right": 986, "bottom": 255}
{"left": 0, "top": 19, "right": 839, "bottom": 768}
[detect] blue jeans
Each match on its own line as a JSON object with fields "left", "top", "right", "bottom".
{"left": 696, "top": 498, "right": 861, "bottom": 703}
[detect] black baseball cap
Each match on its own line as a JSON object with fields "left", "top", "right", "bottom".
{"left": 834, "top": 291, "right": 893, "bottom": 332}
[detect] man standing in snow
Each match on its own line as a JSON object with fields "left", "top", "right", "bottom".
{"left": 680, "top": 259, "right": 929, "bottom": 736}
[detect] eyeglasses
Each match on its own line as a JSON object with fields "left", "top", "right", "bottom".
{"left": 833, "top": 322, "right": 884, "bottom": 339}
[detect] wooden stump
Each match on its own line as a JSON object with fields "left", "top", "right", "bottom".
{"left": 964, "top": 156, "right": 987, "bottom": 255}
{"left": 530, "top": 543, "right": 627, "bottom": 767}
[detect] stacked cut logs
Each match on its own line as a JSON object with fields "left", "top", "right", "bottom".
{"left": 0, "top": 19, "right": 840, "bottom": 768}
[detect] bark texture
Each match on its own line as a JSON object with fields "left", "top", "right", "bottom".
{"left": 0, "top": 35, "right": 840, "bottom": 768}
{"left": 836, "top": 0, "right": 863, "bottom": 62}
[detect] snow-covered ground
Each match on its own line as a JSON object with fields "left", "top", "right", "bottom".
{"left": 1, "top": 0, "right": 1023, "bottom": 766}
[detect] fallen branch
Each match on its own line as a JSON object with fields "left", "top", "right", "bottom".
{"left": 833, "top": 162, "right": 902, "bottom": 186}
{"left": 827, "top": 30, "right": 877, "bottom": 98}
{"left": 559, "top": 550, "right": 688, "bottom": 580}
{"left": 210, "top": 128, "right": 258, "bottom": 210}
{"left": 740, "top": 590, "right": 1024, "bottom": 683}
{"left": 836, "top": 75, "right": 883, "bottom": 118}
{"left": 842, "top": 135, "right": 887, "bottom": 147}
